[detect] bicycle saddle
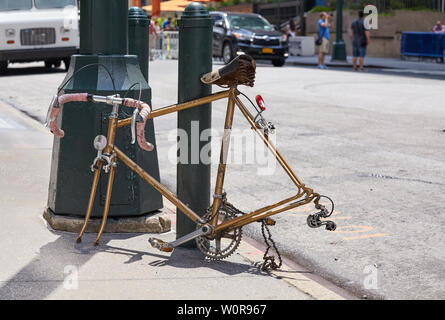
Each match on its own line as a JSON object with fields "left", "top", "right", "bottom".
{"left": 201, "top": 54, "right": 256, "bottom": 87}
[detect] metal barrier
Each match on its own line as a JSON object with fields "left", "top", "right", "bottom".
{"left": 151, "top": 31, "right": 179, "bottom": 60}
{"left": 401, "top": 32, "right": 445, "bottom": 60}
{"left": 288, "top": 36, "right": 315, "bottom": 56}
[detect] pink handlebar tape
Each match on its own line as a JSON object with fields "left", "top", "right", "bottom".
{"left": 48, "top": 94, "right": 153, "bottom": 152}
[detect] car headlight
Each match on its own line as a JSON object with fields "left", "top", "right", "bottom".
{"left": 233, "top": 32, "right": 252, "bottom": 42}
{"left": 5, "top": 28, "right": 15, "bottom": 37}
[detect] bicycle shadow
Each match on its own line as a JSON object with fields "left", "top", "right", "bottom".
{"left": 156, "top": 247, "right": 316, "bottom": 283}
{"left": 95, "top": 236, "right": 314, "bottom": 280}
{"left": 95, "top": 242, "right": 266, "bottom": 277}
{"left": 148, "top": 247, "right": 265, "bottom": 276}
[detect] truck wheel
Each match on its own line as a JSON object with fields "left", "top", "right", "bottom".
{"left": 0, "top": 61, "right": 7, "bottom": 74}
{"left": 222, "top": 42, "right": 233, "bottom": 65}
{"left": 272, "top": 58, "right": 285, "bottom": 67}
{"left": 63, "top": 58, "right": 70, "bottom": 71}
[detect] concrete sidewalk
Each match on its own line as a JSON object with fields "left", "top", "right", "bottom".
{"left": 0, "top": 99, "right": 352, "bottom": 300}
{"left": 286, "top": 55, "right": 445, "bottom": 72}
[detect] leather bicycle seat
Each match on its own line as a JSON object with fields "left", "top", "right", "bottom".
{"left": 201, "top": 54, "right": 256, "bottom": 87}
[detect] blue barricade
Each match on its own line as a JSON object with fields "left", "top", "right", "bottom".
{"left": 401, "top": 32, "right": 445, "bottom": 58}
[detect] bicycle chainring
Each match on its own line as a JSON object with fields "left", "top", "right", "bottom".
{"left": 195, "top": 203, "right": 243, "bottom": 261}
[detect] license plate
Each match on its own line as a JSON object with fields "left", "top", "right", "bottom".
{"left": 262, "top": 48, "right": 273, "bottom": 54}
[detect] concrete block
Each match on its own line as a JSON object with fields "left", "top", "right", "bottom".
{"left": 43, "top": 208, "right": 171, "bottom": 234}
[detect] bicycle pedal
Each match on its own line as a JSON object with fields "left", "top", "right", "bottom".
{"left": 148, "top": 237, "right": 173, "bottom": 252}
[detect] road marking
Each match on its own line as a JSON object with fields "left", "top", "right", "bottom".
{"left": 343, "top": 233, "right": 386, "bottom": 240}
{"left": 289, "top": 206, "right": 313, "bottom": 213}
{"left": 333, "top": 225, "right": 373, "bottom": 234}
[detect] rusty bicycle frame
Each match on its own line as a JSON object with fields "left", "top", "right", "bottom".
{"left": 76, "top": 86, "right": 325, "bottom": 246}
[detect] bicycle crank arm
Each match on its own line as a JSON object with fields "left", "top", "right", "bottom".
{"left": 149, "top": 224, "right": 213, "bottom": 252}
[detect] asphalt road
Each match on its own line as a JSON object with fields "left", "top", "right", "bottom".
{"left": 0, "top": 60, "right": 444, "bottom": 299}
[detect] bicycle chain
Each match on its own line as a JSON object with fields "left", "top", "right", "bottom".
{"left": 199, "top": 196, "right": 283, "bottom": 271}
{"left": 260, "top": 220, "right": 283, "bottom": 272}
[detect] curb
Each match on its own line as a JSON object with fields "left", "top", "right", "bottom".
{"left": 0, "top": 99, "right": 47, "bottom": 133}
{"left": 286, "top": 60, "right": 390, "bottom": 69}
{"left": 237, "top": 240, "right": 349, "bottom": 300}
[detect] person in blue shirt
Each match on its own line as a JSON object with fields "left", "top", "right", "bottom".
{"left": 162, "top": 17, "right": 172, "bottom": 30}
{"left": 317, "top": 12, "right": 331, "bottom": 69}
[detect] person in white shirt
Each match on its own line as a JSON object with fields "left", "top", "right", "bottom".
{"left": 432, "top": 21, "right": 445, "bottom": 33}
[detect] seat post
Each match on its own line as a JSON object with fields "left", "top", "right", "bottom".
{"left": 209, "top": 87, "right": 237, "bottom": 226}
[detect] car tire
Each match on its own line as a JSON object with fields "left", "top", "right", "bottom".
{"left": 0, "top": 61, "right": 7, "bottom": 74}
{"left": 45, "top": 59, "right": 61, "bottom": 69}
{"left": 222, "top": 42, "right": 233, "bottom": 65}
{"left": 272, "top": 58, "right": 285, "bottom": 67}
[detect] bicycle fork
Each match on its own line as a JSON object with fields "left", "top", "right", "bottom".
{"left": 76, "top": 104, "right": 119, "bottom": 245}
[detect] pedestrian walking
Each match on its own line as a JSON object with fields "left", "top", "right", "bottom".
{"left": 317, "top": 12, "right": 330, "bottom": 69}
{"left": 286, "top": 19, "right": 297, "bottom": 40}
{"left": 350, "top": 10, "right": 370, "bottom": 72}
{"left": 148, "top": 15, "right": 158, "bottom": 61}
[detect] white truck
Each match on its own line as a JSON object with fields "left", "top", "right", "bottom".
{"left": 0, "top": 0, "right": 79, "bottom": 74}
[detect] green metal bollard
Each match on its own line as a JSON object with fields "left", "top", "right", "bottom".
{"left": 47, "top": 0, "right": 163, "bottom": 218}
{"left": 128, "top": 6, "right": 149, "bottom": 82}
{"left": 331, "top": 0, "right": 347, "bottom": 61}
{"left": 176, "top": 3, "right": 212, "bottom": 247}
{"left": 79, "top": 0, "right": 127, "bottom": 55}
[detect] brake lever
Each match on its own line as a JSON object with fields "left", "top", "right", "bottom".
{"left": 131, "top": 108, "right": 139, "bottom": 144}
{"left": 45, "top": 94, "right": 59, "bottom": 128}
